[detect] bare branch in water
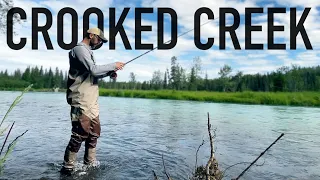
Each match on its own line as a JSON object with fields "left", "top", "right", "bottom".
{"left": 205, "top": 112, "right": 215, "bottom": 180}
{"left": 195, "top": 139, "right": 205, "bottom": 173}
{"left": 7, "top": 130, "right": 28, "bottom": 150}
{"left": 0, "top": 84, "right": 31, "bottom": 172}
{"left": 0, "top": 122, "right": 15, "bottom": 157}
{"left": 0, "top": 129, "right": 28, "bottom": 172}
{"left": 153, "top": 170, "right": 159, "bottom": 180}
{"left": 162, "top": 154, "right": 172, "bottom": 180}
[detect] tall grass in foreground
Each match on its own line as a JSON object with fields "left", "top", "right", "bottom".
{"left": 99, "top": 89, "right": 320, "bottom": 107}
{"left": 0, "top": 85, "right": 31, "bottom": 173}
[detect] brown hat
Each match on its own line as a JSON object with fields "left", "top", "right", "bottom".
{"left": 87, "top": 27, "right": 108, "bottom": 43}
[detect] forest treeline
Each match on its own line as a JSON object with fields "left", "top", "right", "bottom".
{"left": 0, "top": 56, "right": 320, "bottom": 92}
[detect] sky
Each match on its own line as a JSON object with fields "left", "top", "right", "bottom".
{"left": 1, "top": 0, "right": 320, "bottom": 82}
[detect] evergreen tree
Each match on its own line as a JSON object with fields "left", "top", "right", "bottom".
{"left": 189, "top": 67, "right": 197, "bottom": 91}
{"left": 163, "top": 71, "right": 167, "bottom": 89}
{"left": 204, "top": 71, "right": 209, "bottom": 91}
{"left": 14, "top": 69, "right": 22, "bottom": 79}
{"left": 22, "top": 66, "right": 31, "bottom": 82}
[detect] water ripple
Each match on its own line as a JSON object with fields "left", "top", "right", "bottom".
{"left": 0, "top": 91, "right": 319, "bottom": 179}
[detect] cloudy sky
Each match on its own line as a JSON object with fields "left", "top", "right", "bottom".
{"left": 1, "top": 0, "right": 320, "bottom": 82}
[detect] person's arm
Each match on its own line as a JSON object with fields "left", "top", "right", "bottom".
{"left": 73, "top": 46, "right": 116, "bottom": 77}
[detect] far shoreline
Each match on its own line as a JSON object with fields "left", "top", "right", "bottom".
{"left": 1, "top": 88, "right": 319, "bottom": 108}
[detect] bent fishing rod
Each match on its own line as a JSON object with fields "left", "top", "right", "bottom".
{"left": 109, "top": 17, "right": 218, "bottom": 79}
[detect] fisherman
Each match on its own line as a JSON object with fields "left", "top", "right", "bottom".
{"left": 61, "top": 27, "right": 125, "bottom": 174}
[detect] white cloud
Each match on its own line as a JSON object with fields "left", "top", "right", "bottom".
{"left": 282, "top": 50, "right": 320, "bottom": 67}
{"left": 1, "top": 0, "right": 320, "bottom": 82}
{"left": 238, "top": 64, "right": 280, "bottom": 74}
{"left": 276, "top": 0, "right": 320, "bottom": 7}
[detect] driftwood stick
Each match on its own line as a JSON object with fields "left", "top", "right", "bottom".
{"left": 162, "top": 154, "right": 172, "bottom": 180}
{"left": 206, "top": 112, "right": 215, "bottom": 180}
{"left": 7, "top": 130, "right": 28, "bottom": 150}
{"left": 233, "top": 133, "right": 285, "bottom": 180}
{"left": 0, "top": 121, "right": 15, "bottom": 156}
{"left": 195, "top": 139, "right": 205, "bottom": 173}
{"left": 153, "top": 170, "right": 159, "bottom": 180}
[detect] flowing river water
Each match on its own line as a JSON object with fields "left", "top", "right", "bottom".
{"left": 0, "top": 91, "right": 319, "bottom": 180}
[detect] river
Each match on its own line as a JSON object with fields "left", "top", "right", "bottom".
{"left": 0, "top": 91, "right": 319, "bottom": 180}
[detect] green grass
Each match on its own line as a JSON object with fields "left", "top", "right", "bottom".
{"left": 1, "top": 88, "right": 319, "bottom": 107}
{"left": 0, "top": 87, "right": 66, "bottom": 92}
{"left": 99, "top": 89, "right": 320, "bottom": 107}
{"left": 0, "top": 85, "right": 31, "bottom": 173}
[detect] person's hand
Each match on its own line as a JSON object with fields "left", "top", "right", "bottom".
{"left": 115, "top": 62, "right": 125, "bottom": 70}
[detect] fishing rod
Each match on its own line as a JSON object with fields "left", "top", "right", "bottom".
{"left": 124, "top": 19, "right": 214, "bottom": 65}
{"left": 109, "top": 17, "right": 218, "bottom": 79}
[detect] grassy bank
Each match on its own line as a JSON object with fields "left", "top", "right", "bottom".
{"left": 0, "top": 88, "right": 66, "bottom": 92}
{"left": 1, "top": 88, "right": 319, "bottom": 107}
{"left": 99, "top": 89, "right": 320, "bottom": 107}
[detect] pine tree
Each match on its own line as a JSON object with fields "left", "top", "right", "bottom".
{"left": 14, "top": 69, "right": 22, "bottom": 79}
{"left": 22, "top": 66, "right": 31, "bottom": 82}
{"left": 4, "top": 69, "right": 8, "bottom": 77}
{"left": 163, "top": 71, "right": 167, "bottom": 89}
{"left": 189, "top": 67, "right": 196, "bottom": 91}
{"left": 170, "top": 56, "right": 178, "bottom": 89}
{"left": 204, "top": 71, "right": 209, "bottom": 91}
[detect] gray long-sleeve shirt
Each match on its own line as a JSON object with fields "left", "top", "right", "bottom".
{"left": 71, "top": 42, "right": 116, "bottom": 77}
{"left": 66, "top": 42, "right": 116, "bottom": 118}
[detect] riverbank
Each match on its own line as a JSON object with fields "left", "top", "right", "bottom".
{"left": 1, "top": 88, "right": 319, "bottom": 107}
{"left": 0, "top": 87, "right": 66, "bottom": 92}
{"left": 99, "top": 89, "right": 320, "bottom": 107}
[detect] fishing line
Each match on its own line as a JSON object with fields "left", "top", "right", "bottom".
{"left": 124, "top": 18, "right": 217, "bottom": 65}
{"left": 110, "top": 17, "right": 218, "bottom": 78}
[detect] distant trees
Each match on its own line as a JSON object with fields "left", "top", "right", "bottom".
{"left": 170, "top": 56, "right": 179, "bottom": 90}
{"left": 151, "top": 70, "right": 163, "bottom": 90}
{"left": 188, "top": 57, "right": 202, "bottom": 91}
{"left": 218, "top": 64, "right": 232, "bottom": 92}
{"left": 0, "top": 66, "right": 67, "bottom": 89}
{"left": 1, "top": 58, "right": 320, "bottom": 92}
{"left": 129, "top": 72, "right": 136, "bottom": 89}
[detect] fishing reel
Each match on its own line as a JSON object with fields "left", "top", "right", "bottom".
{"left": 107, "top": 70, "right": 117, "bottom": 80}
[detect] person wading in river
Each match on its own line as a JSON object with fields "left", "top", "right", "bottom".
{"left": 61, "top": 27, "right": 125, "bottom": 174}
